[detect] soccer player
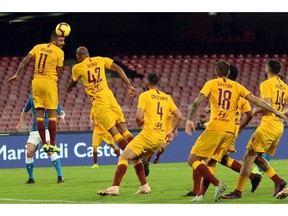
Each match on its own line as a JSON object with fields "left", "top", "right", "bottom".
{"left": 97, "top": 72, "right": 182, "bottom": 196}
{"left": 222, "top": 59, "right": 288, "bottom": 199}
{"left": 190, "top": 65, "right": 261, "bottom": 201}
{"left": 90, "top": 107, "right": 120, "bottom": 168}
{"left": 67, "top": 46, "right": 138, "bottom": 150}
{"left": 6, "top": 30, "right": 66, "bottom": 153}
{"left": 251, "top": 74, "right": 286, "bottom": 176}
{"left": 185, "top": 60, "right": 287, "bottom": 202}
{"left": 66, "top": 46, "right": 150, "bottom": 174}
{"left": 16, "top": 95, "right": 65, "bottom": 184}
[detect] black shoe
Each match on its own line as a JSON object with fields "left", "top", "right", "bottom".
{"left": 182, "top": 190, "right": 197, "bottom": 197}
{"left": 274, "top": 179, "right": 287, "bottom": 196}
{"left": 57, "top": 176, "right": 64, "bottom": 183}
{"left": 251, "top": 174, "right": 262, "bottom": 193}
{"left": 220, "top": 192, "right": 242, "bottom": 199}
{"left": 140, "top": 157, "right": 150, "bottom": 177}
{"left": 26, "top": 178, "right": 35, "bottom": 184}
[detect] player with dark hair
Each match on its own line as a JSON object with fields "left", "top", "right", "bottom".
{"left": 185, "top": 60, "right": 287, "bottom": 202}
{"left": 222, "top": 59, "right": 288, "bottom": 199}
{"left": 6, "top": 30, "right": 67, "bottom": 153}
{"left": 97, "top": 72, "right": 182, "bottom": 196}
{"left": 252, "top": 74, "right": 286, "bottom": 176}
{"left": 16, "top": 95, "right": 65, "bottom": 183}
{"left": 90, "top": 107, "right": 120, "bottom": 168}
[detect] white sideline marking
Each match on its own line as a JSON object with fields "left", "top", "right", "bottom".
{"left": 0, "top": 198, "right": 77, "bottom": 203}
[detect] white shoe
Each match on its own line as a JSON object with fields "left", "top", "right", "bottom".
{"left": 276, "top": 190, "right": 288, "bottom": 200}
{"left": 214, "top": 182, "right": 227, "bottom": 202}
{"left": 191, "top": 195, "right": 204, "bottom": 202}
{"left": 97, "top": 186, "right": 119, "bottom": 196}
{"left": 134, "top": 183, "right": 151, "bottom": 194}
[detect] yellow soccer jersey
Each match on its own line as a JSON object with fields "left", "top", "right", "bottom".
{"left": 235, "top": 97, "right": 251, "bottom": 137}
{"left": 29, "top": 43, "right": 64, "bottom": 81}
{"left": 90, "top": 108, "right": 110, "bottom": 135}
{"left": 72, "top": 57, "right": 114, "bottom": 100}
{"left": 259, "top": 76, "right": 288, "bottom": 132}
{"left": 138, "top": 89, "right": 178, "bottom": 139}
{"left": 200, "top": 78, "right": 251, "bottom": 133}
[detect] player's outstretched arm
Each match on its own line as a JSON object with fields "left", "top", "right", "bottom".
{"left": 110, "top": 62, "right": 138, "bottom": 97}
{"left": 246, "top": 94, "right": 288, "bottom": 122}
{"left": 6, "top": 53, "right": 32, "bottom": 83}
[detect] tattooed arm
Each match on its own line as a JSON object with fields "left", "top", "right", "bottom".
{"left": 185, "top": 93, "right": 207, "bottom": 135}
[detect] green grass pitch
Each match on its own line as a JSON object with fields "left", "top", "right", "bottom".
{"left": 2, "top": 160, "right": 287, "bottom": 216}
{"left": 1, "top": 160, "right": 288, "bottom": 205}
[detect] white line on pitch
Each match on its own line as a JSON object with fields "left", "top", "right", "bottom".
{"left": 0, "top": 198, "right": 78, "bottom": 203}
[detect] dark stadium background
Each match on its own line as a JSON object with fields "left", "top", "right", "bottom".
{"left": 0, "top": 12, "right": 288, "bottom": 59}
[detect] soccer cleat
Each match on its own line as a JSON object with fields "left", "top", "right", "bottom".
{"left": 97, "top": 186, "right": 120, "bottom": 196}
{"left": 134, "top": 183, "right": 151, "bottom": 195}
{"left": 43, "top": 144, "right": 60, "bottom": 153}
{"left": 251, "top": 174, "right": 262, "bottom": 193}
{"left": 182, "top": 190, "right": 197, "bottom": 197}
{"left": 91, "top": 163, "right": 99, "bottom": 169}
{"left": 214, "top": 182, "right": 227, "bottom": 202}
{"left": 252, "top": 166, "right": 264, "bottom": 175}
{"left": 57, "top": 176, "right": 64, "bottom": 183}
{"left": 220, "top": 192, "right": 242, "bottom": 199}
{"left": 191, "top": 195, "right": 204, "bottom": 202}
{"left": 275, "top": 189, "right": 288, "bottom": 200}
{"left": 26, "top": 178, "right": 35, "bottom": 184}
{"left": 43, "top": 144, "right": 50, "bottom": 153}
{"left": 274, "top": 179, "right": 287, "bottom": 197}
{"left": 50, "top": 145, "right": 61, "bottom": 153}
{"left": 140, "top": 157, "right": 150, "bottom": 177}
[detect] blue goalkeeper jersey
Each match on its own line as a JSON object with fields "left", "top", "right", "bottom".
{"left": 23, "top": 95, "right": 64, "bottom": 131}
